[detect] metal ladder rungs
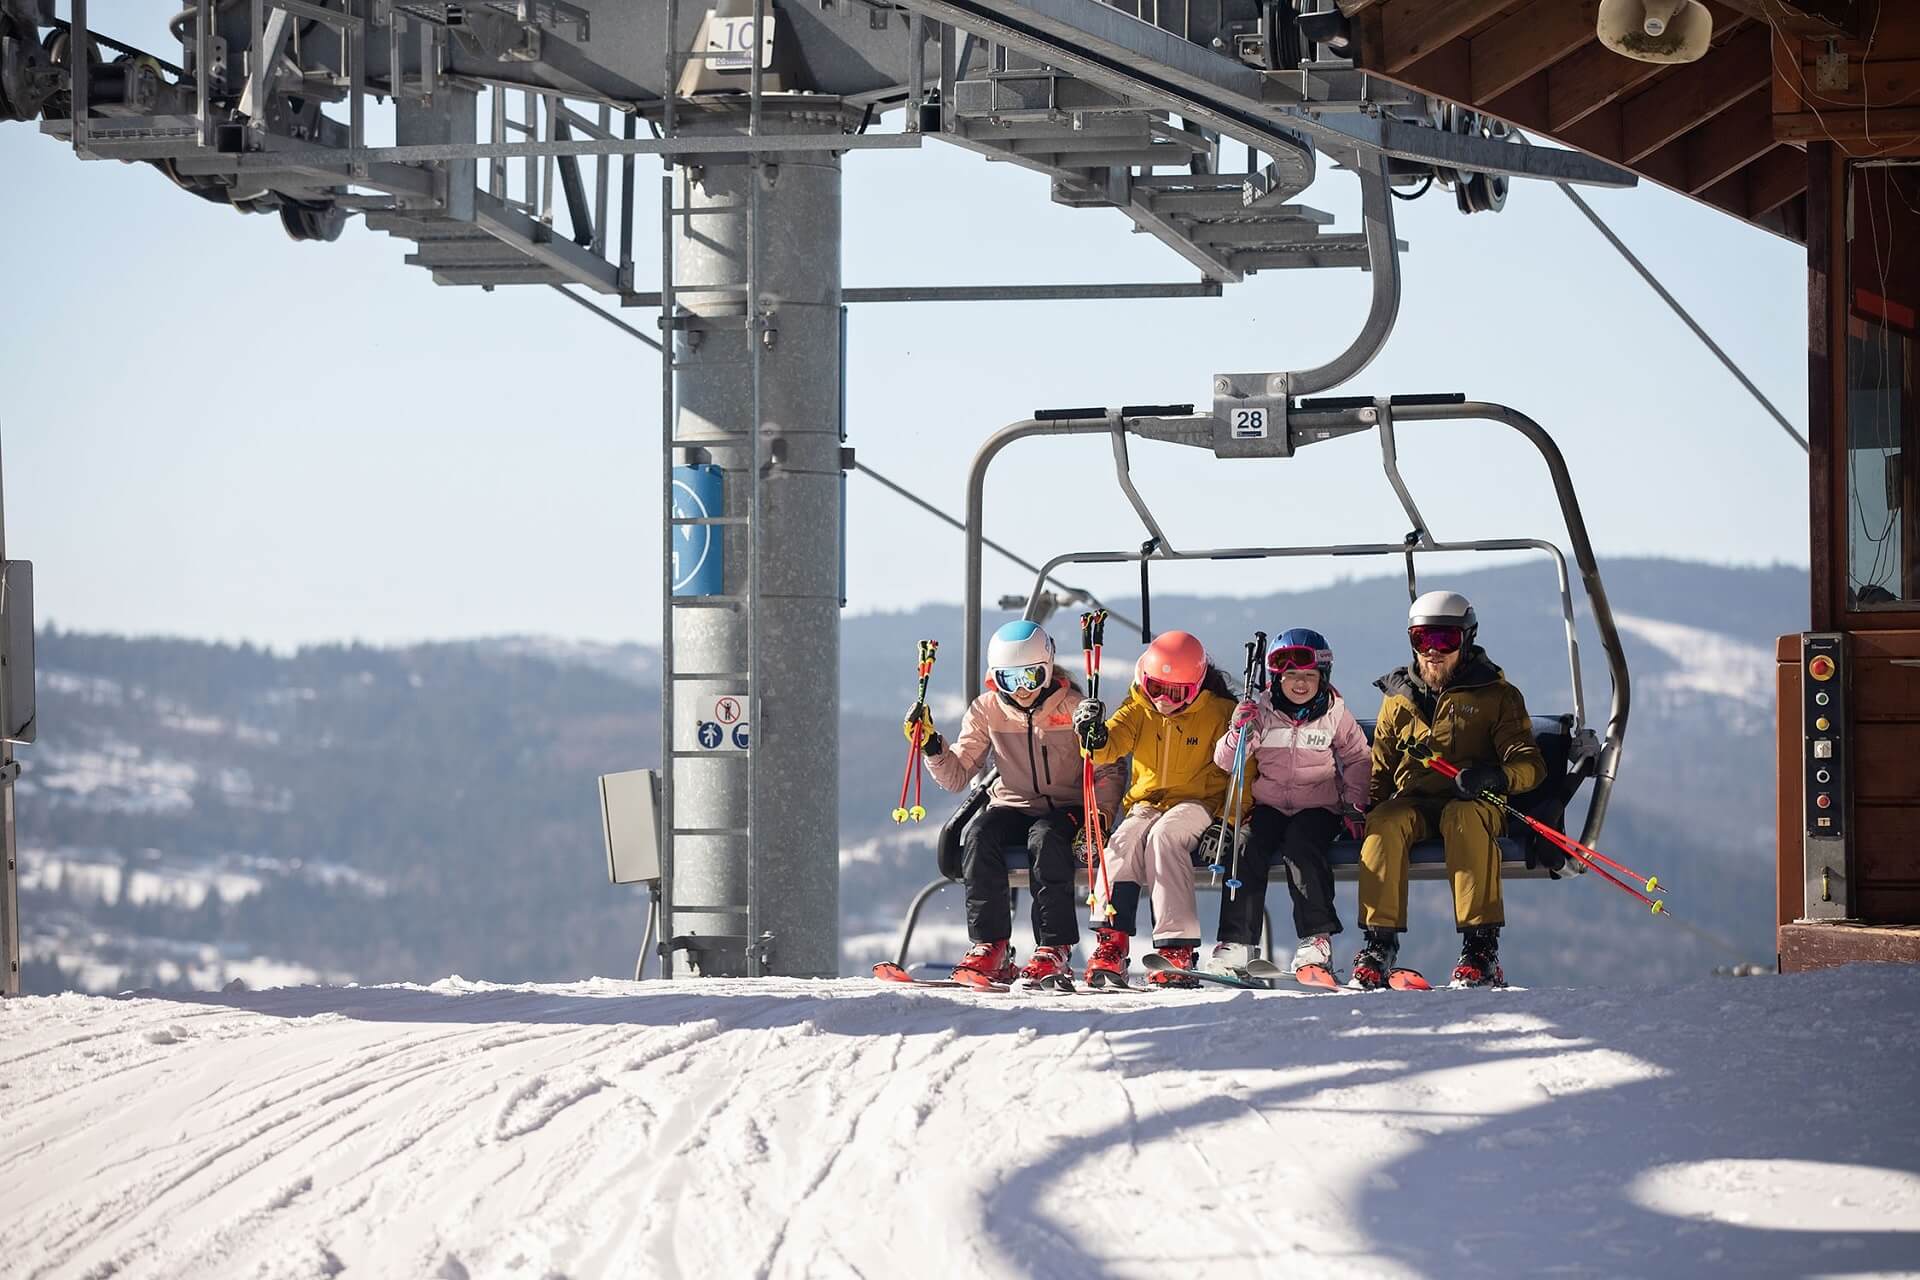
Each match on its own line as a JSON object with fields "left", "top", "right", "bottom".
{"left": 672, "top": 826, "right": 752, "bottom": 837}
{"left": 668, "top": 748, "right": 753, "bottom": 758}
{"left": 670, "top": 435, "right": 752, "bottom": 446}
{"left": 671, "top": 515, "right": 750, "bottom": 526}
{"left": 667, "top": 903, "right": 753, "bottom": 914}
{"left": 671, "top": 670, "right": 753, "bottom": 680}
{"left": 668, "top": 361, "right": 754, "bottom": 371}
{"left": 671, "top": 594, "right": 748, "bottom": 607}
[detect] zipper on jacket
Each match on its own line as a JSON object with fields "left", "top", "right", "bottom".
{"left": 1022, "top": 704, "right": 1053, "bottom": 809}
{"left": 1159, "top": 710, "right": 1171, "bottom": 797}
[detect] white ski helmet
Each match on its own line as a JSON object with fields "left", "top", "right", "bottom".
{"left": 1408, "top": 590, "right": 1478, "bottom": 647}
{"left": 986, "top": 619, "right": 1056, "bottom": 673}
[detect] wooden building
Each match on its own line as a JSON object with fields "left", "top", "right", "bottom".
{"left": 1335, "top": 0, "right": 1919, "bottom": 970}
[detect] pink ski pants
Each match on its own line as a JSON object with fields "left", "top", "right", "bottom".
{"left": 1103, "top": 801, "right": 1210, "bottom": 945}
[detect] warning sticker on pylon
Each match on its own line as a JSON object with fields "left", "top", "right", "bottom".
{"left": 677, "top": 693, "right": 749, "bottom": 752}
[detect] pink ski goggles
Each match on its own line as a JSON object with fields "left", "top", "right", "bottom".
{"left": 1142, "top": 676, "right": 1197, "bottom": 705}
{"left": 1266, "top": 645, "right": 1322, "bottom": 675}
{"left": 1408, "top": 624, "right": 1465, "bottom": 655}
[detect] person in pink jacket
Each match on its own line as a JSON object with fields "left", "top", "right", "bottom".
{"left": 1206, "top": 628, "right": 1370, "bottom": 984}
{"left": 910, "top": 620, "right": 1123, "bottom": 989}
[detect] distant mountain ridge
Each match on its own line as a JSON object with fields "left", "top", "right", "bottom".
{"left": 17, "top": 557, "right": 1804, "bottom": 994}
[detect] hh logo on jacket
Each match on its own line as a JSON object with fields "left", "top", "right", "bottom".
{"left": 1260, "top": 726, "right": 1334, "bottom": 751}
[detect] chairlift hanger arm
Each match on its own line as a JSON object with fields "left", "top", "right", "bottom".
{"left": 1210, "top": 156, "right": 1399, "bottom": 431}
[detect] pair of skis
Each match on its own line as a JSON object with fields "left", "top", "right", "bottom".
{"left": 1409, "top": 743, "right": 1674, "bottom": 915}
{"left": 1207, "top": 631, "right": 1267, "bottom": 898}
{"left": 1141, "top": 954, "right": 1432, "bottom": 993}
{"left": 871, "top": 962, "right": 1073, "bottom": 995}
{"left": 893, "top": 640, "right": 939, "bottom": 824}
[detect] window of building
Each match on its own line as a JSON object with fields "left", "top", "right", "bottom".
{"left": 1845, "top": 165, "right": 1920, "bottom": 610}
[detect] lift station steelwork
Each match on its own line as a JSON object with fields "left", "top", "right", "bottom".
{"left": 0, "top": 0, "right": 1637, "bottom": 984}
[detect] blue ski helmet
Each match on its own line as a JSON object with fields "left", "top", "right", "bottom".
{"left": 987, "top": 620, "right": 1056, "bottom": 694}
{"left": 1268, "top": 628, "right": 1333, "bottom": 681}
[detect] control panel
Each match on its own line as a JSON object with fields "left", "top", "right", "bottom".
{"left": 1802, "top": 632, "right": 1852, "bottom": 919}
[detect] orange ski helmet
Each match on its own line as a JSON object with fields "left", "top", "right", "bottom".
{"left": 1135, "top": 631, "right": 1207, "bottom": 710}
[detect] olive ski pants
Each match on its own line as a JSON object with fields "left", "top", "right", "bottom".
{"left": 1358, "top": 795, "right": 1506, "bottom": 933}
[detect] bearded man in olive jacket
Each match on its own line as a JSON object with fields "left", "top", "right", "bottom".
{"left": 1351, "top": 590, "right": 1545, "bottom": 990}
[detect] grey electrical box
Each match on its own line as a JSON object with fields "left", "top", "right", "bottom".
{"left": 599, "top": 768, "right": 661, "bottom": 885}
{"left": 2, "top": 560, "right": 34, "bottom": 744}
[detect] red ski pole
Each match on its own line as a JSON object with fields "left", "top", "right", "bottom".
{"left": 1414, "top": 749, "right": 1668, "bottom": 915}
{"left": 894, "top": 640, "right": 939, "bottom": 823}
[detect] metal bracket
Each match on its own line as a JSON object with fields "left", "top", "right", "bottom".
{"left": 1210, "top": 371, "right": 1290, "bottom": 457}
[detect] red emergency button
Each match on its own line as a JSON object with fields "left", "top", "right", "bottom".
{"left": 1816, "top": 793, "right": 1833, "bottom": 809}
{"left": 1810, "top": 655, "right": 1836, "bottom": 681}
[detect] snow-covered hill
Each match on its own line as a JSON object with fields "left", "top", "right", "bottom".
{"left": 4, "top": 968, "right": 1916, "bottom": 1279}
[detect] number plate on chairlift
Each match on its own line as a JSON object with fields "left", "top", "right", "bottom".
{"left": 1230, "top": 407, "right": 1268, "bottom": 439}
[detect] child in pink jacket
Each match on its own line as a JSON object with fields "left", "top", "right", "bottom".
{"left": 913, "top": 620, "right": 1123, "bottom": 988}
{"left": 1207, "top": 628, "right": 1369, "bottom": 982}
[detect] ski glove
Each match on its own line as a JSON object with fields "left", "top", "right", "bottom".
{"left": 1343, "top": 814, "right": 1367, "bottom": 842}
{"left": 1073, "top": 698, "right": 1109, "bottom": 752}
{"left": 1454, "top": 761, "right": 1508, "bottom": 799}
{"left": 1230, "top": 699, "right": 1260, "bottom": 731}
{"left": 903, "top": 704, "right": 935, "bottom": 744}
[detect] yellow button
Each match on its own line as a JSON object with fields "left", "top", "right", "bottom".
{"left": 1816, "top": 717, "right": 1831, "bottom": 731}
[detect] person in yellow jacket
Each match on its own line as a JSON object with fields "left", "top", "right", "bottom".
{"left": 1074, "top": 630, "right": 1234, "bottom": 988}
{"left": 1353, "top": 590, "right": 1545, "bottom": 990}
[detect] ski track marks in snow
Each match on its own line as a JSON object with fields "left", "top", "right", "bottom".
{"left": 1, "top": 972, "right": 1918, "bottom": 1279}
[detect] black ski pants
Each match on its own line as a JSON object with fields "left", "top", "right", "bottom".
{"left": 963, "top": 804, "right": 1080, "bottom": 949}
{"left": 1217, "top": 805, "right": 1344, "bottom": 944}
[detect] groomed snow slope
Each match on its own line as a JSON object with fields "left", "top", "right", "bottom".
{"left": 4, "top": 969, "right": 1918, "bottom": 1280}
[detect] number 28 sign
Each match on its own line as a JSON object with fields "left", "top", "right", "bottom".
{"left": 1230, "top": 406, "right": 1268, "bottom": 439}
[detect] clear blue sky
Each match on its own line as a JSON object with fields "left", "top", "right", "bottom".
{"left": 0, "top": 29, "right": 1808, "bottom": 650}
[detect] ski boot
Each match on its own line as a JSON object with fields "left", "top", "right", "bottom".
{"left": 1085, "top": 926, "right": 1132, "bottom": 989}
{"left": 1349, "top": 928, "right": 1400, "bottom": 991}
{"left": 952, "top": 938, "right": 1017, "bottom": 990}
{"left": 1147, "top": 944, "right": 1201, "bottom": 989}
{"left": 1204, "top": 940, "right": 1255, "bottom": 976}
{"left": 1351, "top": 928, "right": 1431, "bottom": 991}
{"left": 1019, "top": 945, "right": 1075, "bottom": 992}
{"left": 1290, "top": 934, "right": 1337, "bottom": 989}
{"left": 1450, "top": 926, "right": 1505, "bottom": 988}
